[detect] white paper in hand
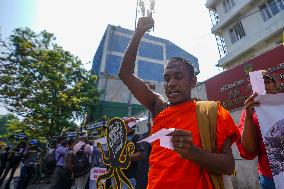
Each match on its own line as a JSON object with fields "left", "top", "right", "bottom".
{"left": 249, "top": 70, "right": 266, "bottom": 95}
{"left": 127, "top": 115, "right": 148, "bottom": 128}
{"left": 160, "top": 135, "right": 174, "bottom": 150}
{"left": 138, "top": 128, "right": 175, "bottom": 150}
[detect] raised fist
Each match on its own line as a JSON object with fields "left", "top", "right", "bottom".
{"left": 136, "top": 16, "right": 154, "bottom": 33}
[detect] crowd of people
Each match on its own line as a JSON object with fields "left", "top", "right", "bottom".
{"left": 0, "top": 134, "right": 40, "bottom": 189}
{"left": 0, "top": 122, "right": 151, "bottom": 189}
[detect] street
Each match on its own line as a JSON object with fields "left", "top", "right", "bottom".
{"left": 0, "top": 168, "right": 49, "bottom": 189}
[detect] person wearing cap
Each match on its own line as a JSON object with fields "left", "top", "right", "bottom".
{"left": 0, "top": 140, "right": 27, "bottom": 189}
{"left": 43, "top": 137, "right": 57, "bottom": 177}
{"left": 120, "top": 117, "right": 145, "bottom": 189}
{"left": 118, "top": 15, "right": 239, "bottom": 189}
{"left": 16, "top": 139, "right": 40, "bottom": 189}
{"left": 236, "top": 72, "right": 278, "bottom": 189}
{"left": 0, "top": 146, "right": 10, "bottom": 178}
{"left": 73, "top": 131, "right": 93, "bottom": 189}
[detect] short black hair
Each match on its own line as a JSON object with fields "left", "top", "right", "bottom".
{"left": 57, "top": 136, "right": 66, "bottom": 143}
{"left": 167, "top": 57, "right": 195, "bottom": 77}
{"left": 67, "top": 138, "right": 75, "bottom": 146}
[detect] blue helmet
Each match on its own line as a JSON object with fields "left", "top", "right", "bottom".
{"left": 66, "top": 131, "right": 77, "bottom": 139}
{"left": 29, "top": 139, "right": 38, "bottom": 146}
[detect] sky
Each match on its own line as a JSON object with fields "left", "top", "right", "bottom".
{"left": 0, "top": 0, "right": 223, "bottom": 115}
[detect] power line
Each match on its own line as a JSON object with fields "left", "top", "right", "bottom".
{"left": 209, "top": 0, "right": 284, "bottom": 58}
{"left": 213, "top": 0, "right": 284, "bottom": 27}
{"left": 237, "top": 0, "right": 283, "bottom": 22}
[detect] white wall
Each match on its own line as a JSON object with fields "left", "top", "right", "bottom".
{"left": 224, "top": 4, "right": 283, "bottom": 53}
{"left": 215, "top": 0, "right": 250, "bottom": 22}
{"left": 191, "top": 82, "right": 208, "bottom": 100}
{"left": 218, "top": 2, "right": 284, "bottom": 67}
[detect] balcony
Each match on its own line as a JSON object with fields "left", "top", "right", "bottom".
{"left": 218, "top": 11, "right": 284, "bottom": 68}
{"left": 211, "top": 0, "right": 255, "bottom": 35}
{"left": 206, "top": 0, "right": 222, "bottom": 9}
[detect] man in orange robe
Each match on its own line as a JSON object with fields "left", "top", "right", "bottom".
{"left": 147, "top": 101, "right": 239, "bottom": 189}
{"left": 118, "top": 16, "right": 239, "bottom": 189}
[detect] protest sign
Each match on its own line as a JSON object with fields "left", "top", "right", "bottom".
{"left": 96, "top": 118, "right": 135, "bottom": 189}
{"left": 255, "top": 93, "right": 284, "bottom": 189}
{"left": 90, "top": 167, "right": 107, "bottom": 181}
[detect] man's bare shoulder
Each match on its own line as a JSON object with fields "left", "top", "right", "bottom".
{"left": 152, "top": 92, "right": 169, "bottom": 117}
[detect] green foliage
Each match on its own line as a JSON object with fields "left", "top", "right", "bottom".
{"left": 0, "top": 114, "right": 15, "bottom": 137}
{"left": 0, "top": 28, "right": 100, "bottom": 139}
{"left": 0, "top": 114, "right": 23, "bottom": 143}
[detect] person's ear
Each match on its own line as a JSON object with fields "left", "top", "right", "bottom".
{"left": 191, "top": 76, "right": 197, "bottom": 86}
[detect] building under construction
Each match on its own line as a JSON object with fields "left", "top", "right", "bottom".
{"left": 91, "top": 24, "right": 199, "bottom": 126}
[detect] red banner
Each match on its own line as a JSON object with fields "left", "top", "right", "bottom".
{"left": 205, "top": 45, "right": 284, "bottom": 110}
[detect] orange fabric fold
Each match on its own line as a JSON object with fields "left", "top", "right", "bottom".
{"left": 147, "top": 101, "right": 239, "bottom": 189}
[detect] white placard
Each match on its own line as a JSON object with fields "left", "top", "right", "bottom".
{"left": 90, "top": 167, "right": 107, "bottom": 181}
{"left": 94, "top": 137, "right": 107, "bottom": 145}
{"left": 255, "top": 93, "right": 284, "bottom": 189}
{"left": 249, "top": 70, "right": 266, "bottom": 95}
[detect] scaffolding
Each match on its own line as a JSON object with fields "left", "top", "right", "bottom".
{"left": 214, "top": 35, "right": 227, "bottom": 58}
{"left": 209, "top": 9, "right": 227, "bottom": 58}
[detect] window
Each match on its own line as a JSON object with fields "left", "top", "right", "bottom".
{"left": 105, "top": 55, "right": 122, "bottom": 75}
{"left": 229, "top": 22, "right": 246, "bottom": 44}
{"left": 138, "top": 61, "right": 164, "bottom": 82}
{"left": 260, "top": 0, "right": 284, "bottom": 21}
{"left": 223, "top": 0, "right": 235, "bottom": 13}
{"left": 138, "top": 41, "right": 163, "bottom": 61}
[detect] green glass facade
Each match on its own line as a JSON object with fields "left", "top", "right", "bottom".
{"left": 93, "top": 101, "right": 145, "bottom": 120}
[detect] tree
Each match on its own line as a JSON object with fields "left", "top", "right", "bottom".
{"left": 0, "top": 114, "right": 8, "bottom": 136}
{"left": 0, "top": 114, "right": 14, "bottom": 138}
{"left": 0, "top": 114, "right": 46, "bottom": 144}
{"left": 0, "top": 114, "right": 24, "bottom": 144}
{"left": 0, "top": 28, "right": 100, "bottom": 139}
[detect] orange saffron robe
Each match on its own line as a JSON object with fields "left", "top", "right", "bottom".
{"left": 147, "top": 101, "right": 239, "bottom": 189}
